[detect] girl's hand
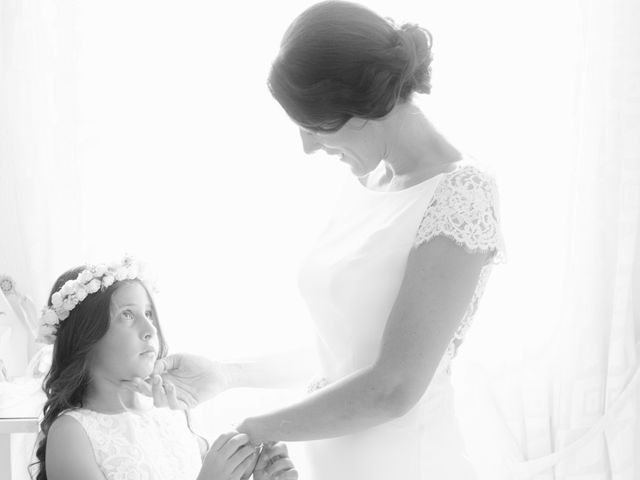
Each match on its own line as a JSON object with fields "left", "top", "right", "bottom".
{"left": 253, "top": 442, "right": 299, "bottom": 480}
{"left": 197, "top": 432, "right": 260, "bottom": 480}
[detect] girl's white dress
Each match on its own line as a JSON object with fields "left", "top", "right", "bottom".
{"left": 62, "top": 406, "right": 202, "bottom": 479}
{"left": 298, "top": 158, "right": 507, "bottom": 480}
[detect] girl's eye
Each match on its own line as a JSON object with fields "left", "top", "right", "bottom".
{"left": 145, "top": 310, "right": 153, "bottom": 319}
{"left": 122, "top": 310, "right": 135, "bottom": 321}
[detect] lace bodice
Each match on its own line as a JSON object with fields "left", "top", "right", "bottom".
{"left": 62, "top": 407, "right": 202, "bottom": 480}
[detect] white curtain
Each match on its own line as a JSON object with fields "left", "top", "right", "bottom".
{"left": 1, "top": 1, "right": 639, "bottom": 479}
{"left": 455, "top": 0, "right": 640, "bottom": 478}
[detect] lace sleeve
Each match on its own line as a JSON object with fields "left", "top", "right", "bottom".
{"left": 415, "top": 165, "right": 507, "bottom": 265}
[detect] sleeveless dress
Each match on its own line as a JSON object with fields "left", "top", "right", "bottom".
{"left": 298, "top": 157, "right": 507, "bottom": 480}
{"left": 61, "top": 406, "right": 202, "bottom": 480}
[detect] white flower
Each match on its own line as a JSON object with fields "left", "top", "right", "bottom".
{"left": 94, "top": 264, "right": 107, "bottom": 277}
{"left": 87, "top": 279, "right": 101, "bottom": 293}
{"left": 76, "top": 286, "right": 88, "bottom": 301}
{"left": 102, "top": 275, "right": 115, "bottom": 288}
{"left": 126, "top": 264, "right": 139, "bottom": 279}
{"left": 79, "top": 270, "right": 93, "bottom": 284}
{"left": 60, "top": 280, "right": 75, "bottom": 296}
{"left": 115, "top": 267, "right": 127, "bottom": 281}
{"left": 51, "top": 292, "right": 63, "bottom": 308}
{"left": 58, "top": 309, "right": 70, "bottom": 321}
{"left": 63, "top": 297, "right": 76, "bottom": 311}
{"left": 41, "top": 309, "right": 59, "bottom": 326}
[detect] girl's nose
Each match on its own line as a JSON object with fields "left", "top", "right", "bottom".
{"left": 299, "top": 129, "right": 321, "bottom": 154}
{"left": 141, "top": 316, "right": 157, "bottom": 340}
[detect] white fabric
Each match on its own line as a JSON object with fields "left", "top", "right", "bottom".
{"left": 62, "top": 407, "right": 202, "bottom": 480}
{"left": 452, "top": 1, "right": 640, "bottom": 478}
{"left": 298, "top": 158, "right": 506, "bottom": 480}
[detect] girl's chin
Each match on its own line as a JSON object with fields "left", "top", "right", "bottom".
{"left": 131, "top": 362, "right": 155, "bottom": 379}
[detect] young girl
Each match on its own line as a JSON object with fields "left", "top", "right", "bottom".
{"left": 31, "top": 257, "right": 298, "bottom": 480}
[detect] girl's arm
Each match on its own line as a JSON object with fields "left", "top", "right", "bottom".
{"left": 236, "top": 236, "right": 490, "bottom": 442}
{"left": 46, "top": 416, "right": 106, "bottom": 480}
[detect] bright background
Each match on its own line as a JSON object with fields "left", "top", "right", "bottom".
{"left": 5, "top": 0, "right": 639, "bottom": 479}
{"left": 1, "top": 0, "right": 579, "bottom": 360}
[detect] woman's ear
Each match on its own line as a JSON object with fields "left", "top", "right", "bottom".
{"left": 346, "top": 117, "right": 369, "bottom": 130}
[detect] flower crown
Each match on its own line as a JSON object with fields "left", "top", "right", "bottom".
{"left": 36, "top": 257, "right": 151, "bottom": 345}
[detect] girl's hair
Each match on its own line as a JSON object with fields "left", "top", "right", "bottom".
{"left": 30, "top": 266, "right": 167, "bottom": 480}
{"left": 268, "top": 0, "right": 433, "bottom": 132}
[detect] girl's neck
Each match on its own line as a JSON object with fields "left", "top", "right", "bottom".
{"left": 83, "top": 376, "right": 149, "bottom": 414}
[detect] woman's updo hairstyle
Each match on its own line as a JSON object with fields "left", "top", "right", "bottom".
{"left": 268, "top": 0, "right": 433, "bottom": 132}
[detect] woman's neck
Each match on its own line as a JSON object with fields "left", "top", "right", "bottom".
{"left": 368, "top": 103, "right": 462, "bottom": 190}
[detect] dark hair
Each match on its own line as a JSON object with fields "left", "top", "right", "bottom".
{"left": 267, "top": 0, "right": 433, "bottom": 132}
{"left": 30, "top": 266, "right": 167, "bottom": 480}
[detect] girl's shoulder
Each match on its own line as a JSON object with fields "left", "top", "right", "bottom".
{"left": 47, "top": 413, "right": 105, "bottom": 479}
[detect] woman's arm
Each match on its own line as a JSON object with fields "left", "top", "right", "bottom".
{"left": 46, "top": 416, "right": 106, "bottom": 480}
{"left": 128, "top": 346, "right": 317, "bottom": 409}
{"left": 225, "top": 346, "right": 317, "bottom": 390}
{"left": 236, "top": 235, "right": 490, "bottom": 442}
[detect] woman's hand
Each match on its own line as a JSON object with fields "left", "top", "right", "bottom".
{"left": 253, "top": 442, "right": 299, "bottom": 480}
{"left": 123, "top": 353, "right": 231, "bottom": 409}
{"left": 197, "top": 432, "right": 260, "bottom": 480}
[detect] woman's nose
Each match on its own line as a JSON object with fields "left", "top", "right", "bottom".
{"left": 299, "top": 129, "right": 321, "bottom": 154}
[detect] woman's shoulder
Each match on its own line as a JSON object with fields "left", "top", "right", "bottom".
{"left": 442, "top": 156, "right": 498, "bottom": 185}
{"left": 431, "top": 157, "right": 500, "bottom": 205}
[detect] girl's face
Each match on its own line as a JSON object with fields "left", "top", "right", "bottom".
{"left": 90, "top": 281, "right": 160, "bottom": 381}
{"left": 298, "top": 118, "right": 384, "bottom": 177}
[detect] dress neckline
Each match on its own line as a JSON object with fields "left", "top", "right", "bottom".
{"left": 75, "top": 406, "right": 155, "bottom": 417}
{"left": 355, "top": 158, "right": 469, "bottom": 194}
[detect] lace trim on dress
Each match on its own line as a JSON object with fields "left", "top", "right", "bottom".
{"left": 415, "top": 164, "right": 506, "bottom": 265}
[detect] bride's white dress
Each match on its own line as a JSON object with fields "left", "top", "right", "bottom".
{"left": 62, "top": 406, "right": 202, "bottom": 479}
{"left": 297, "top": 157, "right": 507, "bottom": 480}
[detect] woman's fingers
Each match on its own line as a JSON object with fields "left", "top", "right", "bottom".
{"left": 121, "top": 376, "right": 153, "bottom": 396}
{"left": 163, "top": 382, "right": 183, "bottom": 410}
{"left": 263, "top": 442, "right": 288, "bottom": 459}
{"left": 151, "top": 375, "right": 168, "bottom": 407}
{"left": 152, "top": 356, "right": 176, "bottom": 376}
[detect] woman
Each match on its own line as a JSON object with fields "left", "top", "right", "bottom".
{"left": 130, "top": 1, "right": 506, "bottom": 479}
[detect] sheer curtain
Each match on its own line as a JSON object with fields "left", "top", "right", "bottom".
{"left": 1, "top": 1, "right": 639, "bottom": 479}
{"left": 454, "top": 1, "right": 640, "bottom": 478}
